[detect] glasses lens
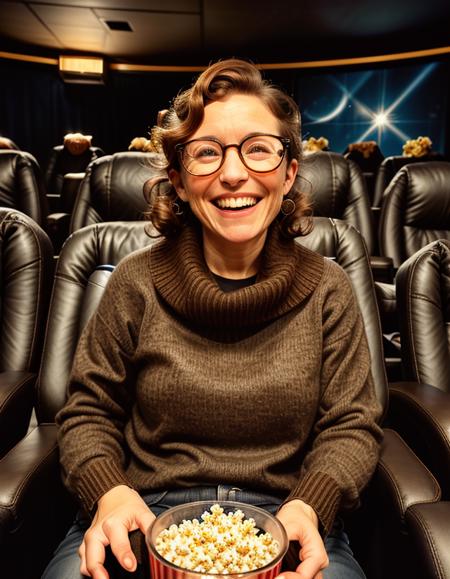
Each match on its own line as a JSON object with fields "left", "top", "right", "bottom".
{"left": 241, "top": 135, "right": 286, "bottom": 172}
{"left": 179, "top": 135, "right": 287, "bottom": 176}
{"left": 182, "top": 140, "right": 223, "bottom": 175}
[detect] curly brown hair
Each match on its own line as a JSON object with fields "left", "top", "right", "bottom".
{"left": 146, "top": 58, "right": 312, "bottom": 238}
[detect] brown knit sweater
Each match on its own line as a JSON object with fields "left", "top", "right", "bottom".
{"left": 56, "top": 223, "right": 383, "bottom": 536}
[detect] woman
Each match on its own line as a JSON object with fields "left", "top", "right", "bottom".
{"left": 43, "top": 59, "right": 382, "bottom": 579}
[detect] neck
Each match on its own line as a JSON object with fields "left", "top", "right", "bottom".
{"left": 202, "top": 229, "right": 267, "bottom": 279}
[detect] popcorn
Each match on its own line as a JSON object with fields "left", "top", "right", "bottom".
{"left": 155, "top": 504, "right": 280, "bottom": 573}
{"left": 302, "top": 136, "right": 329, "bottom": 155}
{"left": 402, "top": 136, "right": 432, "bottom": 158}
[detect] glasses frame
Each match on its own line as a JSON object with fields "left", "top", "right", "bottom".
{"left": 175, "top": 133, "right": 291, "bottom": 176}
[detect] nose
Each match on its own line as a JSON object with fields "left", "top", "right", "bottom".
{"left": 219, "top": 146, "right": 248, "bottom": 186}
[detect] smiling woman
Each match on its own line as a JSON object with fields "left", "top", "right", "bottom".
{"left": 148, "top": 60, "right": 312, "bottom": 248}
{"left": 43, "top": 59, "right": 383, "bottom": 579}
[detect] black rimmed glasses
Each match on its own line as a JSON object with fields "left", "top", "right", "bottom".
{"left": 175, "top": 133, "right": 290, "bottom": 176}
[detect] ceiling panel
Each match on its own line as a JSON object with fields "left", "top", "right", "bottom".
{"left": 0, "top": 1, "right": 61, "bottom": 47}
{"left": 32, "top": 4, "right": 100, "bottom": 28}
{"left": 93, "top": 10, "right": 201, "bottom": 57}
{"left": 31, "top": 4, "right": 106, "bottom": 51}
{"left": 1, "top": 2, "right": 202, "bottom": 58}
{"left": 0, "top": 0, "right": 448, "bottom": 64}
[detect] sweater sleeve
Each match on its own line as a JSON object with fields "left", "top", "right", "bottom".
{"left": 284, "top": 261, "right": 383, "bottom": 535}
{"left": 56, "top": 256, "right": 148, "bottom": 514}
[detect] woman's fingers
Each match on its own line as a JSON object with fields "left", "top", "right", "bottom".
{"left": 276, "top": 500, "right": 328, "bottom": 579}
{"left": 137, "top": 508, "right": 156, "bottom": 532}
{"left": 82, "top": 527, "right": 110, "bottom": 579}
{"left": 103, "top": 519, "right": 137, "bottom": 572}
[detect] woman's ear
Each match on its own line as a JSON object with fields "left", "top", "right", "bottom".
{"left": 168, "top": 168, "right": 188, "bottom": 202}
{"left": 283, "top": 158, "right": 299, "bottom": 196}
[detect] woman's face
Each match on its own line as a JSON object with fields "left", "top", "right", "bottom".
{"left": 169, "top": 93, "right": 298, "bottom": 249}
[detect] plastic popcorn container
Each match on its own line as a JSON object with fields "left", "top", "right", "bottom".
{"left": 146, "top": 500, "right": 288, "bottom": 579}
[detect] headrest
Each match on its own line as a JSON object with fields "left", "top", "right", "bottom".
{"left": 297, "top": 151, "right": 353, "bottom": 217}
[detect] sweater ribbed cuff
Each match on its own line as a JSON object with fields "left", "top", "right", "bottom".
{"left": 74, "top": 461, "right": 133, "bottom": 514}
{"left": 282, "top": 471, "right": 341, "bottom": 536}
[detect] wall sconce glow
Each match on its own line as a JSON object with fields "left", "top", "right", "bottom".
{"left": 59, "top": 56, "right": 105, "bottom": 84}
{"left": 59, "top": 56, "right": 103, "bottom": 74}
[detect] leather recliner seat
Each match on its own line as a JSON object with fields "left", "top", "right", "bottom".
{"left": 379, "top": 161, "right": 450, "bottom": 270}
{"left": 375, "top": 161, "right": 450, "bottom": 378}
{"left": 389, "top": 239, "right": 450, "bottom": 499}
{"left": 396, "top": 239, "right": 450, "bottom": 391}
{"left": 298, "top": 151, "right": 376, "bottom": 255}
{"left": 0, "top": 208, "right": 54, "bottom": 456}
{"left": 344, "top": 142, "right": 385, "bottom": 205}
{"left": 69, "top": 151, "right": 160, "bottom": 233}
{"left": 0, "top": 218, "right": 445, "bottom": 579}
{"left": 373, "top": 152, "right": 446, "bottom": 209}
{"left": 0, "top": 150, "right": 49, "bottom": 227}
{"left": 299, "top": 151, "right": 395, "bottom": 289}
{"left": 44, "top": 144, "right": 105, "bottom": 200}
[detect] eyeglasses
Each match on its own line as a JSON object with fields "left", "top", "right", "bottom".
{"left": 175, "top": 133, "right": 290, "bottom": 176}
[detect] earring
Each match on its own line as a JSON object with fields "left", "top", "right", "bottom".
{"left": 171, "top": 200, "right": 184, "bottom": 216}
{"left": 280, "top": 198, "right": 296, "bottom": 216}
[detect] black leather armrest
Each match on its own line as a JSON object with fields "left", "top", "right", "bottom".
{"left": 45, "top": 212, "right": 71, "bottom": 253}
{"left": 0, "top": 371, "right": 35, "bottom": 456}
{"left": 388, "top": 382, "right": 450, "bottom": 494}
{"left": 369, "top": 255, "right": 395, "bottom": 283}
{"left": 0, "top": 424, "right": 60, "bottom": 534}
{"left": 374, "top": 281, "right": 397, "bottom": 329}
{"left": 375, "top": 428, "right": 441, "bottom": 516}
{"left": 0, "top": 424, "right": 76, "bottom": 576}
{"left": 347, "top": 429, "right": 441, "bottom": 578}
{"left": 46, "top": 212, "right": 70, "bottom": 222}
{"left": 405, "top": 502, "right": 450, "bottom": 578}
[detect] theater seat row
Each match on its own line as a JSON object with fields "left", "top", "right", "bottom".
{"left": 1, "top": 148, "right": 450, "bottom": 383}
{"left": 0, "top": 206, "right": 448, "bottom": 578}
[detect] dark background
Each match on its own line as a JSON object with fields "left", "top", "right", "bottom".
{"left": 0, "top": 0, "right": 449, "bottom": 169}
{"left": 1, "top": 56, "right": 449, "bottom": 169}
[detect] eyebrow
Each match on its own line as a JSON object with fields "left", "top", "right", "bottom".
{"left": 190, "top": 132, "right": 278, "bottom": 143}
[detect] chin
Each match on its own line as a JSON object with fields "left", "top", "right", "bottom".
{"left": 216, "top": 226, "right": 266, "bottom": 245}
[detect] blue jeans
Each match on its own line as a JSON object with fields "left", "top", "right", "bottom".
{"left": 41, "top": 486, "right": 365, "bottom": 579}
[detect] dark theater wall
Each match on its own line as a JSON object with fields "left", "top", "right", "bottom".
{"left": 0, "top": 58, "right": 195, "bottom": 167}
{"left": 1, "top": 57, "right": 449, "bottom": 170}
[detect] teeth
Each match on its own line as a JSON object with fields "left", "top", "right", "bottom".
{"left": 216, "top": 197, "right": 258, "bottom": 209}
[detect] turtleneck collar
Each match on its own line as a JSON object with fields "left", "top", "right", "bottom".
{"left": 150, "top": 223, "right": 324, "bottom": 338}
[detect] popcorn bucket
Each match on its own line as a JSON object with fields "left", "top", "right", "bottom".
{"left": 146, "top": 500, "right": 288, "bottom": 579}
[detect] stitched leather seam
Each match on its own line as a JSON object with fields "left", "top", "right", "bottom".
{"left": 378, "top": 451, "right": 441, "bottom": 511}
{"left": 3, "top": 214, "right": 45, "bottom": 370}
{"left": 391, "top": 390, "right": 450, "bottom": 455}
{"left": 0, "top": 435, "right": 58, "bottom": 516}
{"left": 407, "top": 507, "right": 445, "bottom": 579}
{"left": 0, "top": 374, "right": 33, "bottom": 410}
{"left": 405, "top": 251, "right": 422, "bottom": 380}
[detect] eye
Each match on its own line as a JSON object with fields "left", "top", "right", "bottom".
{"left": 242, "top": 137, "right": 278, "bottom": 158}
{"left": 186, "top": 141, "right": 222, "bottom": 162}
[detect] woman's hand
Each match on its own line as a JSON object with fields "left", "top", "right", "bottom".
{"left": 79, "top": 484, "right": 155, "bottom": 579}
{"left": 276, "top": 499, "right": 329, "bottom": 579}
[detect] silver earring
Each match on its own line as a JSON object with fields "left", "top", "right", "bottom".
{"left": 171, "top": 201, "right": 184, "bottom": 216}
{"left": 280, "top": 198, "right": 296, "bottom": 216}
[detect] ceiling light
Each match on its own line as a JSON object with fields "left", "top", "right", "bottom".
{"left": 59, "top": 56, "right": 105, "bottom": 84}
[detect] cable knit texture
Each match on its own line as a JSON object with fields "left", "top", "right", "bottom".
{"left": 56, "top": 223, "right": 383, "bottom": 545}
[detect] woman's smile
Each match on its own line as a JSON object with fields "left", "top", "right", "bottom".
{"left": 213, "top": 195, "right": 260, "bottom": 211}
